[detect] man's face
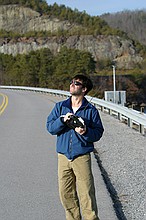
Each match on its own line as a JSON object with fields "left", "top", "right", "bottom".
{"left": 70, "top": 79, "right": 84, "bottom": 96}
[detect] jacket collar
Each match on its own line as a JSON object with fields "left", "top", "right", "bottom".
{"left": 63, "top": 96, "right": 89, "bottom": 111}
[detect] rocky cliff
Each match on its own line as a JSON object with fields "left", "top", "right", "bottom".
{"left": 0, "top": 5, "right": 77, "bottom": 33}
{"left": 0, "top": 5, "right": 143, "bottom": 69}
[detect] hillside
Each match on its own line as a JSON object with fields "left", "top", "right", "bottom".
{"left": 0, "top": 4, "right": 144, "bottom": 69}
{"left": 101, "top": 10, "right": 146, "bottom": 46}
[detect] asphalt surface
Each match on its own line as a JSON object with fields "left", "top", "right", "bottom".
{"left": 0, "top": 89, "right": 117, "bottom": 220}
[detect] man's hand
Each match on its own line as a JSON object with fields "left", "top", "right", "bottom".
{"left": 64, "top": 113, "right": 86, "bottom": 132}
{"left": 63, "top": 112, "right": 73, "bottom": 122}
{"left": 75, "top": 125, "right": 86, "bottom": 135}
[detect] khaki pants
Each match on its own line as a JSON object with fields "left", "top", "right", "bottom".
{"left": 58, "top": 153, "right": 100, "bottom": 220}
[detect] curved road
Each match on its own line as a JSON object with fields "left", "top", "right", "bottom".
{"left": 0, "top": 90, "right": 117, "bottom": 220}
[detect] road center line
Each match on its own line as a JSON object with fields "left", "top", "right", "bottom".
{"left": 0, "top": 93, "right": 9, "bottom": 115}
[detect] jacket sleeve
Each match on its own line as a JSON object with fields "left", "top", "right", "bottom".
{"left": 46, "top": 103, "right": 65, "bottom": 135}
{"left": 80, "top": 109, "right": 104, "bottom": 143}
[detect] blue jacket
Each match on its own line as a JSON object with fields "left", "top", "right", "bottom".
{"left": 46, "top": 97, "right": 104, "bottom": 160}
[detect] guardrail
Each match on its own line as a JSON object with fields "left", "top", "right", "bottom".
{"left": 0, "top": 85, "right": 146, "bottom": 135}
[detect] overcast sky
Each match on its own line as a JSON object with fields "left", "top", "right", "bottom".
{"left": 46, "top": 0, "right": 146, "bottom": 16}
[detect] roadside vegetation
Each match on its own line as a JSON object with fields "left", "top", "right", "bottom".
{"left": 0, "top": 47, "right": 146, "bottom": 105}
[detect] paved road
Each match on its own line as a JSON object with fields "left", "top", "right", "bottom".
{"left": 0, "top": 90, "right": 117, "bottom": 220}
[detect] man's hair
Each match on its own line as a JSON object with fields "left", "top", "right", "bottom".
{"left": 72, "top": 74, "right": 93, "bottom": 95}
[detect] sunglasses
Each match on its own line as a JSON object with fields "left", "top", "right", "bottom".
{"left": 70, "top": 80, "right": 83, "bottom": 86}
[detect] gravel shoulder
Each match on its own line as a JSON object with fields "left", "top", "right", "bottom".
{"left": 95, "top": 111, "right": 146, "bottom": 220}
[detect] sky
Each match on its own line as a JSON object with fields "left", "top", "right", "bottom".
{"left": 46, "top": 0, "right": 146, "bottom": 16}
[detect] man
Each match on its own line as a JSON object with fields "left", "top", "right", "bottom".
{"left": 46, "top": 74, "right": 104, "bottom": 220}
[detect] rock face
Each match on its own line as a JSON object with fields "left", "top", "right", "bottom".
{"left": 0, "top": 5, "right": 143, "bottom": 69}
{"left": 0, "top": 5, "right": 76, "bottom": 33}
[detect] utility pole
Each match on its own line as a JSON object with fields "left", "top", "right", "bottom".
{"left": 112, "top": 65, "right": 116, "bottom": 103}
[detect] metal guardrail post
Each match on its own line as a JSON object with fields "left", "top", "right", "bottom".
{"left": 109, "top": 109, "right": 112, "bottom": 115}
{"left": 128, "top": 118, "right": 132, "bottom": 128}
{"left": 140, "top": 124, "right": 144, "bottom": 135}
{"left": 118, "top": 112, "right": 122, "bottom": 121}
{"left": 101, "top": 106, "right": 104, "bottom": 112}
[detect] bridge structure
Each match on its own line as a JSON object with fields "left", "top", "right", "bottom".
{"left": 0, "top": 86, "right": 145, "bottom": 220}
{"left": 1, "top": 85, "right": 146, "bottom": 135}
